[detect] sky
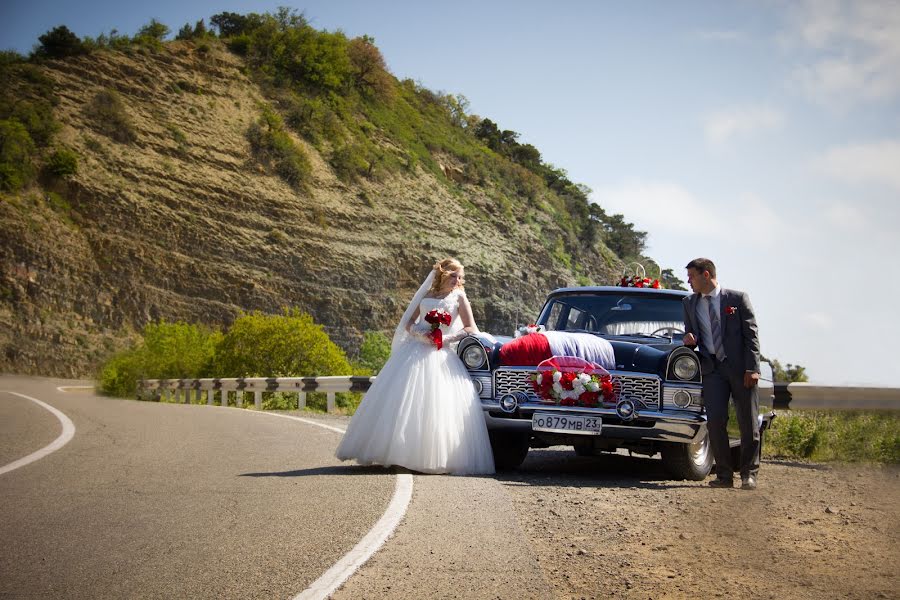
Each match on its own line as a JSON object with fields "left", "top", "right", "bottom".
{"left": 3, "top": 1, "right": 899, "bottom": 386}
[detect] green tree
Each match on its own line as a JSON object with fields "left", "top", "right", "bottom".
{"left": 137, "top": 19, "right": 170, "bottom": 41}
{"left": 175, "top": 23, "right": 194, "bottom": 41}
{"left": 213, "top": 309, "right": 351, "bottom": 377}
{"left": 35, "top": 25, "right": 88, "bottom": 59}
{"left": 660, "top": 268, "right": 687, "bottom": 291}
{"left": 357, "top": 330, "right": 391, "bottom": 374}
{"left": 767, "top": 358, "right": 809, "bottom": 382}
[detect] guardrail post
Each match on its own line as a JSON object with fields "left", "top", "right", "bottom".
{"left": 298, "top": 392, "right": 306, "bottom": 410}
{"left": 327, "top": 392, "right": 335, "bottom": 413}
{"left": 254, "top": 391, "right": 262, "bottom": 410}
{"left": 164, "top": 388, "right": 171, "bottom": 402}
{"left": 207, "top": 390, "right": 214, "bottom": 406}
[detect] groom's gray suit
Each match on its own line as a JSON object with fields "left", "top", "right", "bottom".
{"left": 683, "top": 288, "right": 761, "bottom": 480}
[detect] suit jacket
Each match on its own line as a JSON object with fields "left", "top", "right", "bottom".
{"left": 682, "top": 288, "right": 760, "bottom": 377}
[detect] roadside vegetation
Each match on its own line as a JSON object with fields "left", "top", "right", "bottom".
{"left": 765, "top": 409, "right": 899, "bottom": 464}
{"left": 97, "top": 312, "right": 391, "bottom": 413}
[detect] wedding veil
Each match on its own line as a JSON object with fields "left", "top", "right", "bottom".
{"left": 392, "top": 268, "right": 435, "bottom": 351}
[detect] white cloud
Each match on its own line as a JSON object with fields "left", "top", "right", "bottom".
{"left": 694, "top": 30, "right": 747, "bottom": 42}
{"left": 734, "top": 193, "right": 790, "bottom": 246}
{"left": 802, "top": 311, "right": 834, "bottom": 330}
{"left": 591, "top": 181, "right": 723, "bottom": 233}
{"left": 786, "top": 0, "right": 900, "bottom": 106}
{"left": 703, "top": 106, "right": 785, "bottom": 148}
{"left": 812, "top": 140, "right": 900, "bottom": 190}
{"left": 823, "top": 201, "right": 868, "bottom": 231}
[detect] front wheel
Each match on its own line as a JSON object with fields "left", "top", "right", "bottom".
{"left": 660, "top": 432, "right": 713, "bottom": 480}
{"left": 489, "top": 430, "right": 530, "bottom": 471}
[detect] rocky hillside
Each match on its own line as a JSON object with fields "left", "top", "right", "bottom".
{"left": 1, "top": 28, "right": 644, "bottom": 377}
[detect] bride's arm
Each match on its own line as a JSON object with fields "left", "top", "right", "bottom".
{"left": 458, "top": 293, "right": 480, "bottom": 334}
{"left": 405, "top": 307, "right": 421, "bottom": 332}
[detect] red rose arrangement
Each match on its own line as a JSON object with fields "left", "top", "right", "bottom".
{"left": 725, "top": 306, "right": 738, "bottom": 315}
{"left": 620, "top": 275, "right": 661, "bottom": 289}
{"left": 529, "top": 356, "right": 615, "bottom": 408}
{"left": 424, "top": 309, "right": 452, "bottom": 350}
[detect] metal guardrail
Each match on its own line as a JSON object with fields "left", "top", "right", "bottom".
{"left": 138, "top": 376, "right": 375, "bottom": 413}
{"left": 138, "top": 377, "right": 900, "bottom": 413}
{"left": 771, "top": 382, "right": 900, "bottom": 411}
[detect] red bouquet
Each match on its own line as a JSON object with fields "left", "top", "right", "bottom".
{"left": 530, "top": 356, "right": 615, "bottom": 408}
{"left": 424, "top": 309, "right": 452, "bottom": 350}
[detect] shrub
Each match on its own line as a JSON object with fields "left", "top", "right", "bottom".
{"left": 97, "top": 321, "right": 222, "bottom": 398}
{"left": 47, "top": 146, "right": 78, "bottom": 177}
{"left": 87, "top": 89, "right": 137, "bottom": 143}
{"left": 0, "top": 119, "right": 35, "bottom": 191}
{"left": 330, "top": 143, "right": 370, "bottom": 182}
{"left": 5, "top": 98, "right": 58, "bottom": 147}
{"left": 356, "top": 330, "right": 391, "bottom": 374}
{"left": 247, "top": 107, "right": 312, "bottom": 189}
{"left": 213, "top": 309, "right": 352, "bottom": 378}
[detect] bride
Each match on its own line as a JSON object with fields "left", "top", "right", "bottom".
{"left": 335, "top": 258, "right": 495, "bottom": 475}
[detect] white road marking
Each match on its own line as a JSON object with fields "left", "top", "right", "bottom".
{"left": 244, "top": 410, "right": 414, "bottom": 600}
{"left": 56, "top": 385, "right": 94, "bottom": 392}
{"left": 55, "top": 387, "right": 412, "bottom": 599}
{"left": 0, "top": 391, "right": 77, "bottom": 476}
{"left": 294, "top": 472, "right": 414, "bottom": 600}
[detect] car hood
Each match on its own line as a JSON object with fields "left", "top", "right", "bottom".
{"left": 607, "top": 338, "right": 677, "bottom": 372}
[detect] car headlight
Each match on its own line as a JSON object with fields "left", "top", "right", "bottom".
{"left": 673, "top": 355, "right": 699, "bottom": 380}
{"left": 462, "top": 344, "right": 486, "bottom": 369}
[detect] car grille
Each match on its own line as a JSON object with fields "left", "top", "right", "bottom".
{"left": 493, "top": 368, "right": 660, "bottom": 409}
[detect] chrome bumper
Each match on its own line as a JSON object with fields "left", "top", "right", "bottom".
{"left": 482, "top": 401, "right": 707, "bottom": 444}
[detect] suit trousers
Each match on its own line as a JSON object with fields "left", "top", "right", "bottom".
{"left": 703, "top": 358, "right": 760, "bottom": 480}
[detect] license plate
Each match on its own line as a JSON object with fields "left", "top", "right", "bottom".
{"left": 532, "top": 412, "right": 602, "bottom": 435}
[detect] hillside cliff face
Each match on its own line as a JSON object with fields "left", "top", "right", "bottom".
{"left": 0, "top": 40, "right": 624, "bottom": 377}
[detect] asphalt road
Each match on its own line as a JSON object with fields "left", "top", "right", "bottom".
{"left": 0, "top": 375, "right": 396, "bottom": 599}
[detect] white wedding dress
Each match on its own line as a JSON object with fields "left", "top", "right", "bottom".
{"left": 335, "top": 289, "right": 495, "bottom": 475}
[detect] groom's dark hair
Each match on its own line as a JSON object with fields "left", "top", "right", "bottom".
{"left": 686, "top": 258, "right": 716, "bottom": 279}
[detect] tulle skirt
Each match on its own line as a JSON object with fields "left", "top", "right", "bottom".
{"left": 335, "top": 339, "right": 495, "bottom": 475}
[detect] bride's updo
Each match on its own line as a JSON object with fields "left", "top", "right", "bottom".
{"left": 429, "top": 258, "right": 464, "bottom": 295}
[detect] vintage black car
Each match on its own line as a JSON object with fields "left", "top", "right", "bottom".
{"left": 457, "top": 285, "right": 771, "bottom": 480}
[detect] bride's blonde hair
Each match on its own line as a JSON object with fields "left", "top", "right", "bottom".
{"left": 429, "top": 258, "right": 464, "bottom": 295}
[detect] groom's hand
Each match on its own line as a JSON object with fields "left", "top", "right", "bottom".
{"left": 744, "top": 371, "right": 759, "bottom": 389}
{"left": 683, "top": 332, "right": 697, "bottom": 347}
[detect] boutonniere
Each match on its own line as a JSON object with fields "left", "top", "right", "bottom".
{"left": 725, "top": 306, "right": 738, "bottom": 315}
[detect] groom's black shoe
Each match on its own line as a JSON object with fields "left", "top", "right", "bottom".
{"left": 741, "top": 475, "right": 757, "bottom": 490}
{"left": 708, "top": 477, "right": 734, "bottom": 488}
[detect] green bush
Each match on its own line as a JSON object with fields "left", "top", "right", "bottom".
{"left": 764, "top": 410, "right": 900, "bottom": 463}
{"left": 47, "top": 146, "right": 78, "bottom": 177}
{"left": 97, "top": 321, "right": 222, "bottom": 398}
{"left": 356, "top": 330, "right": 391, "bottom": 374}
{"left": 4, "top": 98, "right": 58, "bottom": 147}
{"left": 87, "top": 89, "right": 137, "bottom": 143}
{"left": 247, "top": 107, "right": 312, "bottom": 189}
{"left": 330, "top": 143, "right": 370, "bottom": 182}
{"left": 213, "top": 308, "right": 351, "bottom": 378}
{"left": 0, "top": 119, "right": 35, "bottom": 191}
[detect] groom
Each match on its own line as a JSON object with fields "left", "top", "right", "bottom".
{"left": 682, "top": 258, "right": 761, "bottom": 490}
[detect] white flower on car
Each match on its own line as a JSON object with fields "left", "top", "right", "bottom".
{"left": 585, "top": 381, "right": 600, "bottom": 393}
{"left": 535, "top": 374, "right": 543, "bottom": 385}
{"left": 577, "top": 373, "right": 591, "bottom": 385}
{"left": 553, "top": 371, "right": 562, "bottom": 383}
{"left": 553, "top": 382, "right": 564, "bottom": 395}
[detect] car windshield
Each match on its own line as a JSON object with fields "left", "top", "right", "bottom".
{"left": 538, "top": 293, "right": 686, "bottom": 338}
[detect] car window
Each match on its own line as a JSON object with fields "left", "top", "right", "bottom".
{"left": 541, "top": 293, "right": 686, "bottom": 336}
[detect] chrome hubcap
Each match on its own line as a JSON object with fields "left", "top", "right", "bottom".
{"left": 689, "top": 434, "right": 709, "bottom": 466}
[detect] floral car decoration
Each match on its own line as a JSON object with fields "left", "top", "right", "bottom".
{"left": 530, "top": 356, "right": 615, "bottom": 408}
{"left": 619, "top": 275, "right": 661, "bottom": 289}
